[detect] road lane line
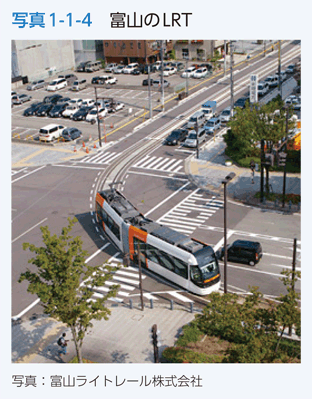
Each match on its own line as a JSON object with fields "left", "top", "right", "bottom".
{"left": 12, "top": 165, "right": 46, "bottom": 183}
{"left": 12, "top": 218, "right": 48, "bottom": 243}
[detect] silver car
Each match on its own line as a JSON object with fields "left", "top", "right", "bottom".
{"left": 12, "top": 94, "right": 32, "bottom": 104}
{"left": 27, "top": 80, "right": 47, "bottom": 90}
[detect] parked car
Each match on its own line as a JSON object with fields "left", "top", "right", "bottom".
{"left": 68, "top": 98, "right": 83, "bottom": 108}
{"left": 58, "top": 74, "right": 78, "bottom": 85}
{"left": 81, "top": 99, "right": 95, "bottom": 107}
{"left": 86, "top": 107, "right": 108, "bottom": 123}
{"left": 183, "top": 128, "right": 206, "bottom": 148}
{"left": 12, "top": 93, "right": 32, "bottom": 104}
{"left": 265, "top": 75, "right": 278, "bottom": 88}
{"left": 35, "top": 103, "right": 54, "bottom": 116}
{"left": 27, "top": 79, "right": 47, "bottom": 91}
{"left": 152, "top": 79, "right": 170, "bottom": 88}
{"left": 105, "top": 76, "right": 117, "bottom": 84}
{"left": 123, "top": 63, "right": 139, "bottom": 74}
{"left": 163, "top": 66, "right": 177, "bottom": 77}
{"left": 39, "top": 124, "right": 65, "bottom": 142}
{"left": 61, "top": 127, "right": 82, "bottom": 141}
{"left": 234, "top": 97, "right": 248, "bottom": 109}
{"left": 164, "top": 128, "right": 188, "bottom": 146}
{"left": 72, "top": 106, "right": 94, "bottom": 121}
{"left": 181, "top": 66, "right": 197, "bottom": 78}
{"left": 220, "top": 107, "right": 234, "bottom": 123}
{"left": 257, "top": 81, "right": 269, "bottom": 96}
{"left": 153, "top": 61, "right": 162, "bottom": 71}
{"left": 275, "top": 71, "right": 287, "bottom": 82}
{"left": 71, "top": 79, "right": 87, "bottom": 91}
{"left": 193, "top": 67, "right": 208, "bottom": 79}
{"left": 56, "top": 97, "right": 71, "bottom": 105}
{"left": 142, "top": 78, "right": 154, "bottom": 86}
{"left": 76, "top": 61, "right": 91, "bottom": 72}
{"left": 11, "top": 91, "right": 17, "bottom": 97}
{"left": 170, "top": 62, "right": 184, "bottom": 71}
{"left": 105, "top": 63, "right": 118, "bottom": 73}
{"left": 108, "top": 102, "right": 124, "bottom": 113}
{"left": 48, "top": 103, "right": 68, "bottom": 118}
{"left": 23, "top": 102, "right": 44, "bottom": 116}
{"left": 204, "top": 117, "right": 221, "bottom": 134}
{"left": 46, "top": 78, "right": 67, "bottom": 91}
{"left": 131, "top": 68, "right": 141, "bottom": 75}
{"left": 62, "top": 105, "right": 80, "bottom": 118}
{"left": 113, "top": 65, "right": 125, "bottom": 74}
{"left": 286, "top": 64, "right": 295, "bottom": 74}
{"left": 43, "top": 94, "right": 63, "bottom": 104}
{"left": 219, "top": 240, "right": 263, "bottom": 266}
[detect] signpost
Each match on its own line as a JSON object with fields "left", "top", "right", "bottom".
{"left": 250, "top": 74, "right": 258, "bottom": 104}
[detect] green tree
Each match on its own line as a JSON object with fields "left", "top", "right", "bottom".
{"left": 19, "top": 217, "right": 120, "bottom": 363}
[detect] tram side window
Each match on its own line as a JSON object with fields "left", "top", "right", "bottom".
{"left": 169, "top": 256, "right": 188, "bottom": 279}
{"left": 106, "top": 214, "right": 120, "bottom": 240}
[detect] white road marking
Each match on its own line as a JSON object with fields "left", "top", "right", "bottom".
{"left": 12, "top": 218, "right": 48, "bottom": 243}
{"left": 12, "top": 165, "right": 46, "bottom": 183}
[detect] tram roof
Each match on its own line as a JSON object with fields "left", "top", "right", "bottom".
{"left": 99, "top": 189, "right": 205, "bottom": 253}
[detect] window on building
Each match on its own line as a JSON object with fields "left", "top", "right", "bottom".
{"left": 113, "top": 42, "right": 117, "bottom": 48}
{"left": 105, "top": 42, "right": 109, "bottom": 47}
{"left": 130, "top": 42, "right": 133, "bottom": 49}
{"left": 182, "top": 48, "right": 189, "bottom": 59}
{"left": 138, "top": 42, "right": 141, "bottom": 49}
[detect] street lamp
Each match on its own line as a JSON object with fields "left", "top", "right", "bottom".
{"left": 222, "top": 172, "right": 236, "bottom": 294}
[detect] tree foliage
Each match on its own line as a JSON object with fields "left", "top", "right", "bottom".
{"left": 225, "top": 98, "right": 296, "bottom": 159}
{"left": 19, "top": 217, "right": 120, "bottom": 363}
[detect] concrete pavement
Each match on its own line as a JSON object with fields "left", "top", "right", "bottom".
{"left": 13, "top": 303, "right": 196, "bottom": 363}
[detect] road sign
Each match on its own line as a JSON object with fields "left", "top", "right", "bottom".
{"left": 250, "top": 74, "right": 258, "bottom": 103}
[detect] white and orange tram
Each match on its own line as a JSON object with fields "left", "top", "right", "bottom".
{"left": 95, "top": 188, "right": 221, "bottom": 295}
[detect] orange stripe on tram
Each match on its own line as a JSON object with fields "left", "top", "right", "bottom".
{"left": 128, "top": 226, "right": 147, "bottom": 260}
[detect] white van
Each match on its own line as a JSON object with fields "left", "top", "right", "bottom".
{"left": 187, "top": 111, "right": 206, "bottom": 129}
{"left": 71, "top": 79, "right": 87, "bottom": 91}
{"left": 123, "top": 63, "right": 139, "bottom": 74}
{"left": 39, "top": 124, "right": 65, "bottom": 142}
{"left": 46, "top": 78, "right": 67, "bottom": 91}
{"left": 184, "top": 128, "right": 206, "bottom": 148}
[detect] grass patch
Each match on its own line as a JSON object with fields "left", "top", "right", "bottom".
{"left": 69, "top": 357, "right": 95, "bottom": 363}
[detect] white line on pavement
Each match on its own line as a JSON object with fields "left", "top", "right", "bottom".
{"left": 12, "top": 218, "right": 48, "bottom": 243}
{"left": 12, "top": 165, "right": 46, "bottom": 183}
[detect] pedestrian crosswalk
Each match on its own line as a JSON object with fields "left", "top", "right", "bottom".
{"left": 78, "top": 151, "right": 121, "bottom": 165}
{"left": 157, "top": 189, "right": 224, "bottom": 235}
{"left": 84, "top": 252, "right": 198, "bottom": 304}
{"left": 132, "top": 155, "right": 185, "bottom": 174}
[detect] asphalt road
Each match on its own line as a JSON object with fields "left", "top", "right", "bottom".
{"left": 11, "top": 40, "right": 301, "bottom": 319}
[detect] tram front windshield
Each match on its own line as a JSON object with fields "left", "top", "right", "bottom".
{"left": 193, "top": 247, "right": 220, "bottom": 282}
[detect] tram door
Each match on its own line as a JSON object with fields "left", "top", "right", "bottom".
{"left": 133, "top": 237, "right": 147, "bottom": 268}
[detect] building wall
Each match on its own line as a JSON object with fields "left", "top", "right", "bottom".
{"left": 173, "top": 40, "right": 215, "bottom": 61}
{"left": 73, "top": 40, "right": 104, "bottom": 66}
{"left": 13, "top": 40, "right": 75, "bottom": 81}
{"left": 103, "top": 40, "right": 161, "bottom": 64}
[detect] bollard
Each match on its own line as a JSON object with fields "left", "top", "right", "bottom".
{"left": 170, "top": 300, "right": 174, "bottom": 311}
{"left": 129, "top": 299, "right": 133, "bottom": 309}
{"left": 190, "top": 302, "right": 193, "bottom": 313}
{"left": 150, "top": 299, "right": 153, "bottom": 309}
{"left": 298, "top": 202, "right": 300, "bottom": 212}
{"left": 289, "top": 200, "right": 292, "bottom": 211}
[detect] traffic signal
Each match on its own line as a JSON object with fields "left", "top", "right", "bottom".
{"left": 265, "top": 153, "right": 274, "bottom": 166}
{"left": 278, "top": 152, "right": 287, "bottom": 167}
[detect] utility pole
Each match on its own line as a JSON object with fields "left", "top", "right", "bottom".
{"left": 151, "top": 324, "right": 159, "bottom": 363}
{"left": 278, "top": 40, "right": 282, "bottom": 98}
{"left": 137, "top": 242, "right": 144, "bottom": 311}
{"left": 230, "top": 41, "right": 234, "bottom": 115}
{"left": 195, "top": 121, "right": 199, "bottom": 159}
{"left": 147, "top": 65, "right": 152, "bottom": 119}
{"left": 185, "top": 57, "right": 189, "bottom": 96}
{"left": 224, "top": 40, "right": 227, "bottom": 77}
{"left": 160, "top": 40, "right": 165, "bottom": 112}
{"left": 263, "top": 40, "right": 266, "bottom": 57}
{"left": 94, "top": 86, "right": 102, "bottom": 147}
{"left": 260, "top": 139, "right": 265, "bottom": 202}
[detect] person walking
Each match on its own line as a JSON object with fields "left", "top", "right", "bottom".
{"left": 57, "top": 332, "right": 69, "bottom": 355}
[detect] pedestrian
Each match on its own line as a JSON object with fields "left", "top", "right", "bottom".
{"left": 57, "top": 332, "right": 69, "bottom": 355}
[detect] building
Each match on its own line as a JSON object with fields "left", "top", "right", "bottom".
{"left": 173, "top": 40, "right": 216, "bottom": 61}
{"left": 73, "top": 40, "right": 104, "bottom": 66}
{"left": 102, "top": 40, "right": 172, "bottom": 65}
{"left": 12, "top": 40, "right": 75, "bottom": 82}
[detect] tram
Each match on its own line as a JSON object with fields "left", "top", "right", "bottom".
{"left": 95, "top": 188, "right": 221, "bottom": 295}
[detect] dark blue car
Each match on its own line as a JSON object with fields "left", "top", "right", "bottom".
{"left": 23, "top": 102, "right": 44, "bottom": 116}
{"left": 62, "top": 127, "right": 82, "bottom": 141}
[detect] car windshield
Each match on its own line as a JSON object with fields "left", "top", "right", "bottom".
{"left": 53, "top": 105, "right": 62, "bottom": 110}
{"left": 188, "top": 133, "right": 197, "bottom": 140}
{"left": 206, "top": 121, "right": 214, "bottom": 127}
{"left": 50, "top": 81, "right": 57, "bottom": 85}
{"left": 185, "top": 69, "right": 192, "bottom": 73}
{"left": 170, "top": 131, "right": 180, "bottom": 138}
{"left": 199, "top": 260, "right": 219, "bottom": 280}
{"left": 222, "top": 110, "right": 231, "bottom": 115}
{"left": 73, "top": 82, "right": 78, "bottom": 85}
{"left": 67, "top": 106, "right": 76, "bottom": 110}
{"left": 89, "top": 110, "right": 97, "bottom": 115}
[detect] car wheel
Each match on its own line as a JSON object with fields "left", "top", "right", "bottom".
{"left": 91, "top": 119, "right": 96, "bottom": 125}
{"left": 249, "top": 260, "right": 255, "bottom": 266}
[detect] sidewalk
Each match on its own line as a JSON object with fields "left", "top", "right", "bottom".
{"left": 184, "top": 134, "right": 301, "bottom": 213}
{"left": 12, "top": 303, "right": 196, "bottom": 363}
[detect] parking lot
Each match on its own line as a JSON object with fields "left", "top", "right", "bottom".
{"left": 11, "top": 66, "right": 211, "bottom": 144}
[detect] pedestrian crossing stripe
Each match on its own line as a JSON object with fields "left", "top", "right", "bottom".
{"left": 78, "top": 151, "right": 120, "bottom": 165}
{"left": 132, "top": 155, "right": 185, "bottom": 174}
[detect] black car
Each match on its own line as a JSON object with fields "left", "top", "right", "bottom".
{"left": 57, "top": 97, "right": 71, "bottom": 106}
{"left": 62, "top": 127, "right": 82, "bottom": 141}
{"left": 91, "top": 76, "right": 101, "bottom": 84}
{"left": 48, "top": 103, "right": 68, "bottom": 118}
{"left": 71, "top": 106, "right": 94, "bottom": 121}
{"left": 164, "top": 128, "right": 188, "bottom": 146}
{"left": 23, "top": 102, "right": 44, "bottom": 116}
{"left": 43, "top": 94, "right": 63, "bottom": 104}
{"left": 35, "top": 103, "right": 54, "bottom": 116}
{"left": 142, "top": 78, "right": 154, "bottom": 86}
{"left": 220, "top": 240, "right": 263, "bottom": 266}
{"left": 234, "top": 97, "right": 249, "bottom": 109}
